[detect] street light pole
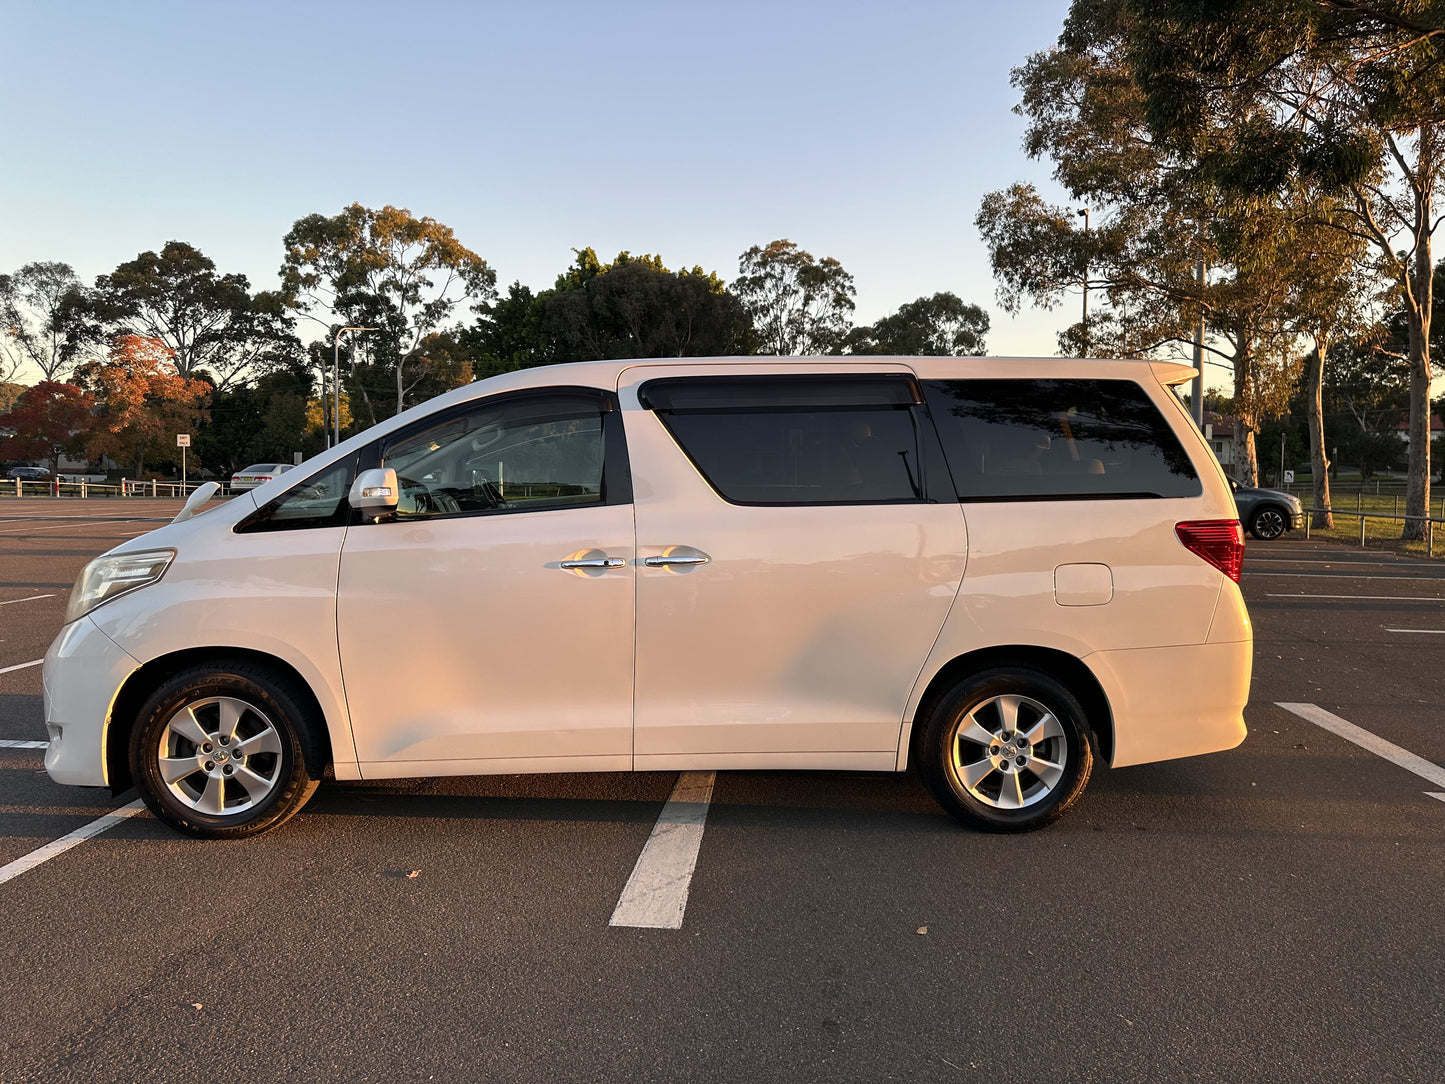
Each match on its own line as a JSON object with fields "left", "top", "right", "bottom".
{"left": 1076, "top": 208, "right": 1090, "bottom": 357}
{"left": 331, "top": 326, "right": 377, "bottom": 448}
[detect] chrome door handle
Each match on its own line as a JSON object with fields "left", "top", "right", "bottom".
{"left": 559, "top": 556, "right": 627, "bottom": 569}
{"left": 644, "top": 554, "right": 710, "bottom": 567}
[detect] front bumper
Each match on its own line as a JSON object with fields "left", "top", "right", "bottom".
{"left": 1289, "top": 509, "right": 1305, "bottom": 530}
{"left": 43, "top": 616, "right": 141, "bottom": 787}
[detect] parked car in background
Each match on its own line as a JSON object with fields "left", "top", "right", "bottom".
{"left": 1232, "top": 480, "right": 1304, "bottom": 540}
{"left": 6, "top": 465, "right": 52, "bottom": 481}
{"left": 229, "top": 463, "right": 294, "bottom": 491}
{"left": 44, "top": 356, "right": 1252, "bottom": 839}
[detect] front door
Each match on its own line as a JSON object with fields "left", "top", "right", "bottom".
{"left": 337, "top": 388, "right": 636, "bottom": 777}
{"left": 619, "top": 363, "right": 968, "bottom": 771}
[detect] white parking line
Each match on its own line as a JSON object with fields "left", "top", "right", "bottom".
{"left": 1247, "top": 572, "right": 1445, "bottom": 582}
{"left": 0, "top": 594, "right": 56, "bottom": 607}
{"left": 1276, "top": 703, "right": 1445, "bottom": 792}
{"left": 0, "top": 740, "right": 48, "bottom": 749}
{"left": 610, "top": 771, "right": 716, "bottom": 930}
{"left": 0, "top": 659, "right": 44, "bottom": 675}
{"left": 1265, "top": 593, "right": 1445, "bottom": 602}
{"left": 0, "top": 521, "right": 136, "bottom": 535}
{"left": 0, "top": 800, "right": 147, "bottom": 887}
{"left": 1384, "top": 628, "right": 1445, "bottom": 634}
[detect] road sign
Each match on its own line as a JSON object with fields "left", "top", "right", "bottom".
{"left": 1284, "top": 470, "right": 1295, "bottom": 484}
{"left": 176, "top": 434, "right": 191, "bottom": 448}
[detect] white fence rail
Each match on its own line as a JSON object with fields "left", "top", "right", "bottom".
{"left": 4, "top": 478, "right": 234, "bottom": 500}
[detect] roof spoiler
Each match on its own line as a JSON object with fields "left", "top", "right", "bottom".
{"left": 1150, "top": 361, "right": 1199, "bottom": 387}
{"left": 172, "top": 481, "right": 221, "bottom": 523}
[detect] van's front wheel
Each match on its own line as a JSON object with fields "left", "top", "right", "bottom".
{"left": 130, "top": 663, "right": 322, "bottom": 838}
{"left": 919, "top": 668, "right": 1095, "bottom": 832}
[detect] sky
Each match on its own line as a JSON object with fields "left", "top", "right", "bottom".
{"left": 1, "top": 0, "right": 1094, "bottom": 380}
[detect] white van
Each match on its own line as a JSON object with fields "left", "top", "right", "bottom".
{"left": 44, "top": 357, "right": 1251, "bottom": 838}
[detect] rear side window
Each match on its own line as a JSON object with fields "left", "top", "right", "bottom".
{"left": 922, "top": 379, "right": 1201, "bottom": 501}
{"left": 641, "top": 375, "right": 937, "bottom": 505}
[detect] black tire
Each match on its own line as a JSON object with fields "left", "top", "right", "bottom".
{"left": 129, "top": 661, "right": 324, "bottom": 839}
{"left": 917, "top": 667, "right": 1096, "bottom": 832}
{"left": 1249, "top": 505, "right": 1288, "bottom": 541}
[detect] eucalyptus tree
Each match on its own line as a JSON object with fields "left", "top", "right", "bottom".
{"left": 1127, "top": 0, "right": 1445, "bottom": 536}
{"left": 733, "top": 239, "right": 855, "bottom": 355}
{"left": 977, "top": 0, "right": 1377, "bottom": 485}
{"left": 541, "top": 249, "right": 752, "bottom": 363}
{"left": 846, "top": 292, "right": 990, "bottom": 355}
{"left": 280, "top": 204, "right": 496, "bottom": 419}
{"left": 0, "top": 261, "right": 88, "bottom": 382}
{"left": 87, "top": 242, "right": 296, "bottom": 392}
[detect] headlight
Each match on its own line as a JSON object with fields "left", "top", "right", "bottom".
{"left": 65, "top": 549, "right": 175, "bottom": 624}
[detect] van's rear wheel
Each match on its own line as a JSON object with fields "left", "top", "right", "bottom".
{"left": 130, "top": 662, "right": 322, "bottom": 839}
{"left": 919, "top": 668, "right": 1095, "bottom": 832}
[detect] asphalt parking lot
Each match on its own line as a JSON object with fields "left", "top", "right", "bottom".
{"left": 2, "top": 498, "right": 1443, "bottom": 1083}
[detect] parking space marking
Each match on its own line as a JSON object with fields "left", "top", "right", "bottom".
{"left": 1276, "top": 703, "right": 1445, "bottom": 792}
{"left": 1246, "top": 572, "right": 1445, "bottom": 582}
{"left": 1265, "top": 593, "right": 1445, "bottom": 602}
{"left": 0, "top": 799, "right": 146, "bottom": 888}
{"left": 0, "top": 740, "right": 48, "bottom": 749}
{"left": 1384, "top": 628, "right": 1445, "bottom": 634}
{"left": 0, "top": 594, "right": 56, "bottom": 607}
{"left": 0, "top": 659, "right": 44, "bottom": 675}
{"left": 610, "top": 771, "right": 716, "bottom": 930}
{"left": 1246, "top": 559, "right": 1441, "bottom": 570}
{"left": 0, "top": 521, "right": 139, "bottom": 535}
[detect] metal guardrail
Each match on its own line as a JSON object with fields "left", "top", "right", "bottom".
{"left": 1301, "top": 505, "right": 1444, "bottom": 556}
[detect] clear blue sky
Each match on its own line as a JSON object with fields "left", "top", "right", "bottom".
{"left": 2, "top": 0, "right": 1084, "bottom": 374}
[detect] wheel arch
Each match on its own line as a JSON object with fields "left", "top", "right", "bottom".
{"left": 906, "top": 645, "right": 1114, "bottom": 770}
{"left": 106, "top": 647, "right": 333, "bottom": 796}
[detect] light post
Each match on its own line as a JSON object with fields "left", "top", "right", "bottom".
{"left": 331, "top": 327, "right": 376, "bottom": 448}
{"left": 1076, "top": 208, "right": 1090, "bottom": 356}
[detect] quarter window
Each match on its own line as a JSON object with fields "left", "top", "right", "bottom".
{"left": 235, "top": 460, "right": 355, "bottom": 533}
{"left": 922, "top": 379, "right": 1201, "bottom": 501}
{"left": 640, "top": 375, "right": 931, "bottom": 505}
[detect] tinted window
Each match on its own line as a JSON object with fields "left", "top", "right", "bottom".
{"left": 922, "top": 379, "right": 1201, "bottom": 500}
{"left": 379, "top": 392, "right": 615, "bottom": 518}
{"left": 641, "top": 376, "right": 929, "bottom": 505}
{"left": 235, "top": 459, "right": 355, "bottom": 533}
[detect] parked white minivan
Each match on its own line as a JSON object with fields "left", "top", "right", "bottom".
{"left": 44, "top": 357, "right": 1251, "bottom": 838}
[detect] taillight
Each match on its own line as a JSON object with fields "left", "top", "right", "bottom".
{"left": 1175, "top": 519, "right": 1245, "bottom": 582}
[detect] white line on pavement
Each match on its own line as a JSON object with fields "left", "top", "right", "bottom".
{"left": 1265, "top": 593, "right": 1445, "bottom": 602}
{"left": 0, "top": 521, "right": 136, "bottom": 535}
{"left": 0, "top": 739, "right": 48, "bottom": 749}
{"left": 1276, "top": 703, "right": 1445, "bottom": 791}
{"left": 1246, "top": 572, "right": 1445, "bottom": 582}
{"left": 1431, "top": 794, "right": 1445, "bottom": 804}
{"left": 0, "top": 659, "right": 43, "bottom": 675}
{"left": 610, "top": 771, "right": 716, "bottom": 930}
{"left": 1384, "top": 628, "right": 1445, "bottom": 634}
{"left": 0, "top": 800, "right": 147, "bottom": 888}
{"left": 0, "top": 594, "right": 56, "bottom": 607}
{"left": 1247, "top": 559, "right": 1442, "bottom": 569}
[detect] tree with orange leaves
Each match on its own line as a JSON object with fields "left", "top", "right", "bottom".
{"left": 80, "top": 334, "right": 211, "bottom": 478}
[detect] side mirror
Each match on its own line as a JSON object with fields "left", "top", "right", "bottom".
{"left": 349, "top": 467, "right": 400, "bottom": 516}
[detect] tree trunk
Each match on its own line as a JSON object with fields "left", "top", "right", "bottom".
{"left": 1231, "top": 336, "right": 1259, "bottom": 486}
{"left": 1305, "top": 335, "right": 1332, "bottom": 528}
{"left": 1401, "top": 129, "right": 1435, "bottom": 542}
